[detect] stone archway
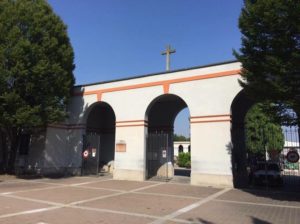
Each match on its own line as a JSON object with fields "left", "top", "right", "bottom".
{"left": 145, "top": 94, "right": 190, "bottom": 180}
{"left": 82, "top": 102, "right": 116, "bottom": 175}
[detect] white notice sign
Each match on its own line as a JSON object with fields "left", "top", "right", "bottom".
{"left": 92, "top": 148, "right": 96, "bottom": 157}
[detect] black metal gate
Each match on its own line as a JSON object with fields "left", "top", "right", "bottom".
{"left": 280, "top": 147, "right": 300, "bottom": 191}
{"left": 81, "top": 133, "right": 100, "bottom": 175}
{"left": 247, "top": 127, "right": 300, "bottom": 192}
{"left": 146, "top": 133, "right": 170, "bottom": 180}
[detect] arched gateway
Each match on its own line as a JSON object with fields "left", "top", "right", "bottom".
{"left": 145, "top": 94, "right": 189, "bottom": 180}
{"left": 27, "top": 60, "right": 244, "bottom": 187}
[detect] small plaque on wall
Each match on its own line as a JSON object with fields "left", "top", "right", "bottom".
{"left": 116, "top": 141, "right": 126, "bottom": 152}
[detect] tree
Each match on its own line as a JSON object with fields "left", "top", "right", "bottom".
{"left": 173, "top": 134, "right": 190, "bottom": 141}
{"left": 245, "top": 103, "right": 284, "bottom": 156}
{"left": 0, "top": 0, "right": 75, "bottom": 173}
{"left": 234, "top": 0, "right": 300, "bottom": 125}
{"left": 177, "top": 152, "right": 191, "bottom": 168}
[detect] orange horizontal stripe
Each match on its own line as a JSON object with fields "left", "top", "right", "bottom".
{"left": 116, "top": 124, "right": 148, "bottom": 128}
{"left": 190, "top": 114, "right": 231, "bottom": 119}
{"left": 190, "top": 119, "right": 231, "bottom": 124}
{"left": 116, "top": 120, "right": 148, "bottom": 124}
{"left": 74, "top": 69, "right": 240, "bottom": 96}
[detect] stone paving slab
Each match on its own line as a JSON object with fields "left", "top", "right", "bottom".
{"left": 177, "top": 200, "right": 300, "bottom": 224}
{"left": 80, "top": 192, "right": 199, "bottom": 216}
{"left": 217, "top": 189, "right": 300, "bottom": 207}
{"left": 80, "top": 179, "right": 158, "bottom": 191}
{"left": 0, "top": 181, "right": 52, "bottom": 193}
{"left": 0, "top": 196, "right": 51, "bottom": 216}
{"left": 33, "top": 176, "right": 111, "bottom": 185}
{"left": 14, "top": 186, "right": 117, "bottom": 204}
{"left": 137, "top": 183, "right": 221, "bottom": 198}
{"left": 1, "top": 176, "right": 300, "bottom": 224}
{"left": 0, "top": 175, "right": 19, "bottom": 182}
{"left": 0, "top": 207, "right": 154, "bottom": 224}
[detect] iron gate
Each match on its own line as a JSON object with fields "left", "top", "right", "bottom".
{"left": 146, "top": 133, "right": 170, "bottom": 180}
{"left": 81, "top": 133, "right": 100, "bottom": 175}
{"left": 247, "top": 127, "right": 300, "bottom": 192}
{"left": 280, "top": 147, "right": 300, "bottom": 191}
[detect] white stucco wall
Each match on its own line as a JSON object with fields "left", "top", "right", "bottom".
{"left": 34, "top": 61, "right": 244, "bottom": 186}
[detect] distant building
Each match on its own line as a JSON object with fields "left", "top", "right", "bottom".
{"left": 173, "top": 141, "right": 190, "bottom": 157}
{"left": 284, "top": 141, "right": 299, "bottom": 148}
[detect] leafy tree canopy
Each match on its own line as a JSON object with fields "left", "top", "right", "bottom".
{"left": 0, "top": 0, "right": 75, "bottom": 172}
{"left": 0, "top": 0, "right": 75, "bottom": 131}
{"left": 235, "top": 0, "right": 300, "bottom": 125}
{"left": 245, "top": 103, "right": 284, "bottom": 154}
{"left": 174, "top": 134, "right": 190, "bottom": 141}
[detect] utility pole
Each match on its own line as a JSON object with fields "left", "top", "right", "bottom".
{"left": 161, "top": 45, "right": 176, "bottom": 71}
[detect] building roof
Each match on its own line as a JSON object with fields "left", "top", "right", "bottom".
{"left": 74, "top": 60, "right": 239, "bottom": 88}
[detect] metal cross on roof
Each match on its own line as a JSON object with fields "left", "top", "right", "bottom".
{"left": 161, "top": 45, "right": 176, "bottom": 71}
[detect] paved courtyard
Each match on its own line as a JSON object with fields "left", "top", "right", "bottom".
{"left": 0, "top": 175, "right": 300, "bottom": 224}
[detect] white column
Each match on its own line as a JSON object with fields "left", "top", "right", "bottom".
{"left": 113, "top": 122, "right": 147, "bottom": 181}
{"left": 190, "top": 119, "right": 233, "bottom": 187}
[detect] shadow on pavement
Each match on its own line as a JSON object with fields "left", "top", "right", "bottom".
{"left": 250, "top": 217, "right": 272, "bottom": 224}
{"left": 238, "top": 187, "right": 300, "bottom": 203}
{"left": 187, "top": 218, "right": 214, "bottom": 224}
{"left": 174, "top": 168, "right": 191, "bottom": 177}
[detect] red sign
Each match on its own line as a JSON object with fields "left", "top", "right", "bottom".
{"left": 286, "top": 150, "right": 299, "bottom": 163}
{"left": 83, "top": 150, "right": 89, "bottom": 159}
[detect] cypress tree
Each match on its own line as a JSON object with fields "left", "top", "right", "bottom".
{"left": 245, "top": 103, "right": 284, "bottom": 156}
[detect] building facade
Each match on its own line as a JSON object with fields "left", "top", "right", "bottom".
{"left": 22, "top": 60, "right": 250, "bottom": 187}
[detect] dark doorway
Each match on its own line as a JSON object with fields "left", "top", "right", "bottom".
{"left": 82, "top": 102, "right": 115, "bottom": 175}
{"left": 178, "top": 145, "right": 183, "bottom": 153}
{"left": 145, "top": 94, "right": 190, "bottom": 181}
{"left": 231, "top": 90, "right": 254, "bottom": 187}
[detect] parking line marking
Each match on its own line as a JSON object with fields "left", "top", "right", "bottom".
{"left": 214, "top": 198, "right": 300, "bottom": 209}
{"left": 71, "top": 204, "right": 193, "bottom": 224}
{"left": 132, "top": 191, "right": 202, "bottom": 200}
{"left": 72, "top": 185, "right": 126, "bottom": 193}
{"left": 0, "top": 206, "right": 61, "bottom": 219}
{"left": 31, "top": 177, "right": 113, "bottom": 186}
{"left": 21, "top": 180, "right": 68, "bottom": 187}
{"left": 0, "top": 185, "right": 66, "bottom": 195}
{"left": 130, "top": 182, "right": 164, "bottom": 192}
{"left": 0, "top": 191, "right": 193, "bottom": 223}
{"left": 1, "top": 194, "right": 65, "bottom": 207}
{"left": 69, "top": 192, "right": 126, "bottom": 205}
{"left": 150, "top": 188, "right": 231, "bottom": 224}
{"left": 69, "top": 177, "right": 114, "bottom": 186}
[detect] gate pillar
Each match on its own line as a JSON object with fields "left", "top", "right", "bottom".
{"left": 190, "top": 117, "right": 233, "bottom": 187}
{"left": 113, "top": 121, "right": 147, "bottom": 181}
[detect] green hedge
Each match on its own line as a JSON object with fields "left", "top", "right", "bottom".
{"left": 177, "top": 152, "right": 191, "bottom": 168}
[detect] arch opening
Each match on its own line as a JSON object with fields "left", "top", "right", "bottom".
{"left": 178, "top": 145, "right": 183, "bottom": 153}
{"left": 82, "top": 102, "right": 116, "bottom": 175}
{"left": 145, "top": 94, "right": 191, "bottom": 181}
{"left": 231, "top": 90, "right": 300, "bottom": 190}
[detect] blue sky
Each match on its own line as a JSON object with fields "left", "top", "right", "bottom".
{"left": 47, "top": 0, "right": 244, "bottom": 137}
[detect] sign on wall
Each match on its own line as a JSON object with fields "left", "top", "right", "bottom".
{"left": 116, "top": 140, "right": 126, "bottom": 152}
{"left": 286, "top": 150, "right": 300, "bottom": 163}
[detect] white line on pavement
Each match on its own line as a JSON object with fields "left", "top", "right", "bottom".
{"left": 214, "top": 198, "right": 300, "bottom": 209}
{"left": 0, "top": 185, "right": 66, "bottom": 195}
{"left": 150, "top": 188, "right": 231, "bottom": 224}
{"left": 0, "top": 206, "right": 61, "bottom": 219}
{"left": 130, "top": 182, "right": 164, "bottom": 192}
{"left": 132, "top": 191, "right": 202, "bottom": 200}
